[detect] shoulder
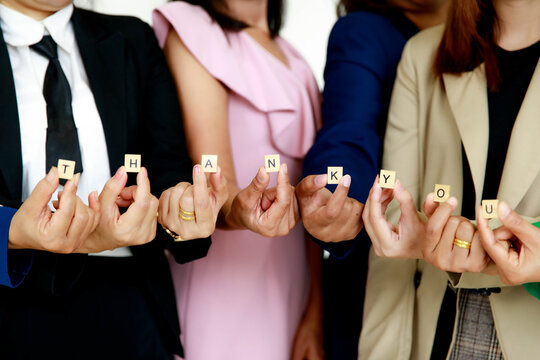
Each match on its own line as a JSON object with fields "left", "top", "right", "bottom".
{"left": 152, "top": 1, "right": 221, "bottom": 48}
{"left": 332, "top": 11, "right": 399, "bottom": 35}
{"left": 73, "top": 7, "right": 157, "bottom": 51}
{"left": 401, "top": 24, "right": 444, "bottom": 72}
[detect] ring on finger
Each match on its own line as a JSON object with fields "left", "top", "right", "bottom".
{"left": 453, "top": 238, "right": 471, "bottom": 249}
{"left": 179, "top": 208, "right": 196, "bottom": 221}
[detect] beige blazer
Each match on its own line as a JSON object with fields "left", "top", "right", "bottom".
{"left": 359, "top": 25, "right": 540, "bottom": 360}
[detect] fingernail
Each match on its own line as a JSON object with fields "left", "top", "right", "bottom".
{"left": 46, "top": 167, "right": 57, "bottom": 184}
{"left": 257, "top": 167, "right": 265, "bottom": 182}
{"left": 341, "top": 174, "right": 351, "bottom": 187}
{"left": 281, "top": 163, "right": 288, "bottom": 174}
{"left": 499, "top": 201, "right": 510, "bottom": 218}
{"left": 315, "top": 174, "right": 326, "bottom": 186}
{"left": 448, "top": 197, "right": 458, "bottom": 206}
{"left": 194, "top": 165, "right": 202, "bottom": 176}
{"left": 73, "top": 173, "right": 81, "bottom": 187}
{"left": 114, "top": 167, "right": 124, "bottom": 180}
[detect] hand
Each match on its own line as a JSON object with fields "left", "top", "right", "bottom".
{"left": 158, "top": 165, "right": 228, "bottom": 240}
{"left": 362, "top": 177, "right": 424, "bottom": 258}
{"left": 478, "top": 201, "right": 540, "bottom": 284}
{"left": 422, "top": 193, "right": 491, "bottom": 273}
{"left": 8, "top": 168, "right": 100, "bottom": 253}
{"left": 291, "top": 312, "right": 324, "bottom": 360}
{"left": 226, "top": 164, "right": 299, "bottom": 237}
{"left": 296, "top": 174, "right": 363, "bottom": 242}
{"left": 77, "top": 166, "right": 159, "bottom": 253}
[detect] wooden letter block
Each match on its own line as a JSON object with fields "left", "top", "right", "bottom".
{"left": 434, "top": 184, "right": 451, "bottom": 203}
{"left": 327, "top": 167, "right": 343, "bottom": 185}
{"left": 482, "top": 200, "right": 498, "bottom": 219}
{"left": 201, "top": 155, "right": 218, "bottom": 173}
{"left": 124, "top": 154, "right": 141, "bottom": 173}
{"left": 264, "top": 154, "right": 280, "bottom": 173}
{"left": 58, "top": 159, "right": 76, "bottom": 180}
{"left": 379, "top": 170, "right": 396, "bottom": 189}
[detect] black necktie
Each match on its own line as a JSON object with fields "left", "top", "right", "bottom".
{"left": 30, "top": 35, "right": 83, "bottom": 184}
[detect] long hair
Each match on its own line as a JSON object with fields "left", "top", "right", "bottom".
{"left": 179, "top": 0, "right": 284, "bottom": 37}
{"left": 435, "top": 0, "right": 500, "bottom": 90}
{"left": 337, "top": 0, "right": 396, "bottom": 17}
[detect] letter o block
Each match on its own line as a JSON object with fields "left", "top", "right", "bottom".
{"left": 434, "top": 184, "right": 451, "bottom": 203}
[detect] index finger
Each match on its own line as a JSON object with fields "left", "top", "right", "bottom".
{"left": 295, "top": 174, "right": 327, "bottom": 198}
{"left": 424, "top": 196, "right": 458, "bottom": 254}
{"left": 324, "top": 175, "right": 352, "bottom": 218}
{"left": 477, "top": 208, "right": 517, "bottom": 269}
{"left": 48, "top": 173, "right": 80, "bottom": 234}
{"left": 192, "top": 165, "right": 213, "bottom": 223}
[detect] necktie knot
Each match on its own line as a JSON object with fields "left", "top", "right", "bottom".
{"left": 30, "top": 35, "right": 58, "bottom": 60}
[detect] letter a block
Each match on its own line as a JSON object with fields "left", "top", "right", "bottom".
{"left": 58, "top": 159, "right": 76, "bottom": 180}
{"left": 379, "top": 170, "right": 396, "bottom": 189}
{"left": 264, "top": 154, "right": 280, "bottom": 173}
{"left": 481, "top": 200, "right": 498, "bottom": 219}
{"left": 125, "top": 154, "right": 141, "bottom": 173}
{"left": 201, "top": 155, "right": 218, "bottom": 173}
{"left": 434, "top": 184, "right": 451, "bottom": 203}
{"left": 327, "top": 167, "right": 343, "bottom": 185}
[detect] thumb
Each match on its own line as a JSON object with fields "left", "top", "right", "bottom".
{"left": 99, "top": 167, "right": 128, "bottom": 214}
{"left": 244, "top": 167, "right": 269, "bottom": 199}
{"left": 498, "top": 201, "right": 538, "bottom": 247}
{"left": 295, "top": 174, "right": 327, "bottom": 199}
{"left": 24, "top": 167, "right": 59, "bottom": 212}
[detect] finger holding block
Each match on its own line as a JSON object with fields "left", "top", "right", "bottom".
{"left": 125, "top": 154, "right": 141, "bottom": 173}
{"left": 264, "top": 154, "right": 280, "bottom": 173}
{"left": 434, "top": 184, "right": 451, "bottom": 203}
{"left": 201, "top": 155, "right": 218, "bottom": 173}
{"left": 379, "top": 170, "right": 396, "bottom": 189}
{"left": 481, "top": 200, "right": 499, "bottom": 219}
{"left": 327, "top": 167, "right": 343, "bottom": 185}
{"left": 58, "top": 159, "right": 76, "bottom": 180}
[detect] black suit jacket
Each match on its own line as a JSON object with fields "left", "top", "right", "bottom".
{"left": 0, "top": 8, "right": 210, "bottom": 356}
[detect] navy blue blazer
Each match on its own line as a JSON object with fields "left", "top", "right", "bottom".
{"left": 0, "top": 207, "right": 30, "bottom": 288}
{"left": 302, "top": 11, "right": 417, "bottom": 256}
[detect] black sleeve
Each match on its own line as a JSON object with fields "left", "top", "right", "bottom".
{"left": 137, "top": 22, "right": 211, "bottom": 262}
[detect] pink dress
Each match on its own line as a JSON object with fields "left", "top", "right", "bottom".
{"left": 153, "top": 3, "right": 321, "bottom": 359}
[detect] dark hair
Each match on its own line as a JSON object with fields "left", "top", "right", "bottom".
{"left": 435, "top": 0, "right": 500, "bottom": 90}
{"left": 337, "top": 0, "right": 396, "bottom": 17}
{"left": 179, "top": 0, "right": 284, "bottom": 38}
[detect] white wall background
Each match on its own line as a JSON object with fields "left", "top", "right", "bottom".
{"left": 74, "top": 0, "right": 338, "bottom": 87}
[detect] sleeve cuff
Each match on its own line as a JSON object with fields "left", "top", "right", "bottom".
{"left": 309, "top": 234, "right": 357, "bottom": 259}
{"left": 0, "top": 207, "right": 33, "bottom": 288}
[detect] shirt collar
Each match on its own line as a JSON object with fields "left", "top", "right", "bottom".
{"left": 0, "top": 4, "right": 74, "bottom": 53}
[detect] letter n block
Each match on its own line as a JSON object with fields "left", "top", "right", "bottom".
{"left": 264, "top": 154, "right": 280, "bottom": 173}
{"left": 125, "top": 154, "right": 141, "bottom": 173}
{"left": 58, "top": 159, "right": 76, "bottom": 180}
{"left": 201, "top": 155, "right": 218, "bottom": 173}
{"left": 481, "top": 200, "right": 498, "bottom": 219}
{"left": 327, "top": 167, "right": 343, "bottom": 184}
{"left": 434, "top": 184, "right": 451, "bottom": 203}
{"left": 379, "top": 170, "right": 396, "bottom": 189}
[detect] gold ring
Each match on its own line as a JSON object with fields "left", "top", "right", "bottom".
{"left": 162, "top": 225, "right": 183, "bottom": 241}
{"left": 179, "top": 213, "right": 195, "bottom": 221}
{"left": 179, "top": 208, "right": 195, "bottom": 216}
{"left": 454, "top": 238, "right": 471, "bottom": 249}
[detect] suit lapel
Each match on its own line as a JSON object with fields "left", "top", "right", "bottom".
{"left": 443, "top": 67, "right": 490, "bottom": 207}
{"left": 498, "top": 60, "right": 540, "bottom": 208}
{"left": 0, "top": 26, "right": 23, "bottom": 201}
{"left": 71, "top": 8, "right": 127, "bottom": 174}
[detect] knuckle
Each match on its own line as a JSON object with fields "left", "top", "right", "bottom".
{"left": 447, "top": 217, "right": 461, "bottom": 228}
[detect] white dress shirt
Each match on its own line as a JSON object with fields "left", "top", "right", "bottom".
{"left": 0, "top": 4, "right": 130, "bottom": 257}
